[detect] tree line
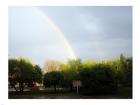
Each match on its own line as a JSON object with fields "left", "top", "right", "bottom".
{"left": 8, "top": 54, "right": 132, "bottom": 95}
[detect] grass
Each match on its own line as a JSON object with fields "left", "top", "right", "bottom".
{"left": 9, "top": 87, "right": 132, "bottom": 99}
{"left": 115, "top": 86, "right": 132, "bottom": 98}
{"left": 9, "top": 90, "right": 81, "bottom": 99}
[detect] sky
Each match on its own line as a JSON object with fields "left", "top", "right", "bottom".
{"left": 9, "top": 6, "right": 132, "bottom": 67}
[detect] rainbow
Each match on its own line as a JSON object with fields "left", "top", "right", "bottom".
{"left": 33, "top": 7, "right": 77, "bottom": 60}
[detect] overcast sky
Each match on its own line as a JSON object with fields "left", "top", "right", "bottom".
{"left": 9, "top": 6, "right": 132, "bottom": 67}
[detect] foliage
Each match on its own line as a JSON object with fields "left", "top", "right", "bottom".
{"left": 9, "top": 59, "right": 20, "bottom": 91}
{"left": 61, "top": 59, "right": 82, "bottom": 90}
{"left": 117, "top": 55, "right": 132, "bottom": 86}
{"left": 8, "top": 58, "right": 43, "bottom": 92}
{"left": 43, "top": 60, "right": 61, "bottom": 72}
{"left": 34, "top": 65, "right": 43, "bottom": 83}
{"left": 79, "top": 63, "right": 117, "bottom": 95}
{"left": 9, "top": 54, "right": 132, "bottom": 96}
{"left": 43, "top": 71, "right": 64, "bottom": 92}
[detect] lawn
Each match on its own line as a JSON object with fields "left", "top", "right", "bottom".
{"left": 9, "top": 87, "right": 132, "bottom": 99}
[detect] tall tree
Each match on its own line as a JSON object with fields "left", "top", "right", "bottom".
{"left": 8, "top": 58, "right": 43, "bottom": 92}
{"left": 43, "top": 60, "right": 61, "bottom": 73}
{"left": 9, "top": 59, "right": 20, "bottom": 91}
{"left": 34, "top": 65, "right": 43, "bottom": 83}
{"left": 61, "top": 59, "right": 82, "bottom": 91}
{"left": 43, "top": 71, "right": 64, "bottom": 92}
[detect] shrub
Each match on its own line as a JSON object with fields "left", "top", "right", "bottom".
{"left": 79, "top": 64, "right": 117, "bottom": 95}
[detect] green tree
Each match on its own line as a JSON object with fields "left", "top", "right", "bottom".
{"left": 67, "top": 59, "right": 82, "bottom": 71}
{"left": 8, "top": 59, "right": 20, "bottom": 91}
{"left": 61, "top": 59, "right": 82, "bottom": 91}
{"left": 121, "top": 57, "right": 132, "bottom": 86}
{"left": 79, "top": 63, "right": 117, "bottom": 95}
{"left": 117, "top": 54, "right": 132, "bottom": 86}
{"left": 43, "top": 71, "right": 64, "bottom": 92}
{"left": 8, "top": 58, "right": 43, "bottom": 92}
{"left": 34, "top": 65, "right": 43, "bottom": 83}
{"left": 62, "top": 68, "right": 78, "bottom": 91}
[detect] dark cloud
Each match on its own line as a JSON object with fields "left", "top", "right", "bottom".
{"left": 40, "top": 6, "right": 132, "bottom": 59}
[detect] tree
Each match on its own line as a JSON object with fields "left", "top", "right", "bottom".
{"left": 79, "top": 63, "right": 117, "bottom": 95}
{"left": 61, "top": 68, "right": 78, "bottom": 90}
{"left": 9, "top": 59, "right": 20, "bottom": 91}
{"left": 43, "top": 60, "right": 61, "bottom": 73}
{"left": 16, "top": 58, "right": 35, "bottom": 92}
{"left": 34, "top": 65, "right": 43, "bottom": 83}
{"left": 117, "top": 54, "right": 132, "bottom": 86}
{"left": 28, "top": 65, "right": 43, "bottom": 87}
{"left": 8, "top": 58, "right": 43, "bottom": 92}
{"left": 62, "top": 59, "right": 82, "bottom": 91}
{"left": 43, "top": 71, "right": 64, "bottom": 92}
{"left": 120, "top": 57, "right": 132, "bottom": 86}
{"left": 82, "top": 60, "right": 96, "bottom": 69}
{"left": 67, "top": 59, "right": 82, "bottom": 72}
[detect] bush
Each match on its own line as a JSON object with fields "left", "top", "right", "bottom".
{"left": 79, "top": 64, "right": 117, "bottom": 95}
{"left": 43, "top": 71, "right": 64, "bottom": 92}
